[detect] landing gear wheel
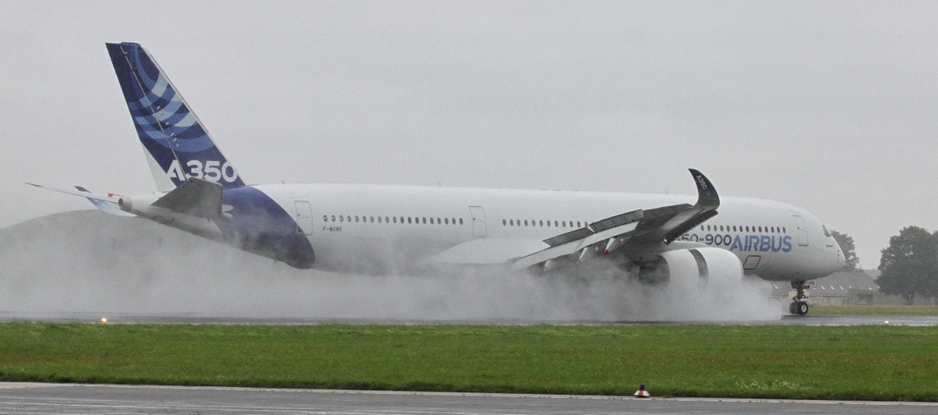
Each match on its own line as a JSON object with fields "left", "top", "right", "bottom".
{"left": 797, "top": 301, "right": 809, "bottom": 316}
{"left": 789, "top": 281, "right": 810, "bottom": 316}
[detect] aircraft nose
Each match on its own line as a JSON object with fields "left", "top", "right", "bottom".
{"left": 832, "top": 241, "right": 846, "bottom": 270}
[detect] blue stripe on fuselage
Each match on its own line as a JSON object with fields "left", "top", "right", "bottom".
{"left": 215, "top": 187, "right": 315, "bottom": 268}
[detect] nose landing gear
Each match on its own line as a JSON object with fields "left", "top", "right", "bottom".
{"left": 789, "top": 281, "right": 809, "bottom": 316}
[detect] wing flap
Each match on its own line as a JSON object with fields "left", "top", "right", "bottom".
{"left": 510, "top": 221, "right": 639, "bottom": 271}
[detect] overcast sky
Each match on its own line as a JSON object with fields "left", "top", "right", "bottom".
{"left": 1, "top": 1, "right": 935, "bottom": 268}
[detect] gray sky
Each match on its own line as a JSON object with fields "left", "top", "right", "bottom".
{"left": 2, "top": 1, "right": 936, "bottom": 269}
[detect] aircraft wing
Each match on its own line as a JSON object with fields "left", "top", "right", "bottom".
{"left": 510, "top": 169, "right": 720, "bottom": 271}
{"left": 509, "top": 210, "right": 643, "bottom": 271}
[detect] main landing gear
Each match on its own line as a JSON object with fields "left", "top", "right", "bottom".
{"left": 789, "top": 281, "right": 809, "bottom": 316}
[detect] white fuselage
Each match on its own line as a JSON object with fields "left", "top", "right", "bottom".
{"left": 246, "top": 183, "right": 843, "bottom": 280}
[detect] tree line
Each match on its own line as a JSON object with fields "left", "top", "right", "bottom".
{"left": 833, "top": 227, "right": 938, "bottom": 305}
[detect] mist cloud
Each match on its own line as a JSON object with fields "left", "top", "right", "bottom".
{"left": 0, "top": 211, "right": 781, "bottom": 322}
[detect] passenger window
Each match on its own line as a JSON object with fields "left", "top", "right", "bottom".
{"left": 562, "top": 221, "right": 566, "bottom": 227}
{"left": 437, "top": 218, "right": 441, "bottom": 224}
{"left": 524, "top": 220, "right": 528, "bottom": 226}
{"left": 422, "top": 218, "right": 426, "bottom": 224}
{"left": 459, "top": 218, "right": 464, "bottom": 225}
{"left": 554, "top": 221, "right": 559, "bottom": 227}
{"left": 323, "top": 215, "right": 328, "bottom": 222}
{"left": 539, "top": 220, "right": 544, "bottom": 227}
{"left": 339, "top": 216, "right": 344, "bottom": 223}
{"left": 355, "top": 216, "right": 359, "bottom": 223}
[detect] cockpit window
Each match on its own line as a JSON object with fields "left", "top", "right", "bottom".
{"left": 822, "top": 225, "right": 831, "bottom": 237}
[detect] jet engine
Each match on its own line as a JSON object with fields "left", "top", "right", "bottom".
{"left": 638, "top": 247, "right": 743, "bottom": 289}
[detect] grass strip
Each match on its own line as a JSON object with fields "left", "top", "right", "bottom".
{"left": 811, "top": 305, "right": 938, "bottom": 316}
{"left": 1, "top": 323, "right": 937, "bottom": 401}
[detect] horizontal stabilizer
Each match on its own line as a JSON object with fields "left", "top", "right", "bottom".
{"left": 25, "top": 183, "right": 134, "bottom": 217}
{"left": 152, "top": 178, "right": 223, "bottom": 219}
{"left": 27, "top": 182, "right": 116, "bottom": 202}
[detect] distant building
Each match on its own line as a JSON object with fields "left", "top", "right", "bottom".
{"left": 770, "top": 269, "right": 938, "bottom": 306}
{"left": 770, "top": 270, "right": 879, "bottom": 306}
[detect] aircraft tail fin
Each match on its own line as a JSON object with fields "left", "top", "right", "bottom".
{"left": 105, "top": 42, "right": 245, "bottom": 192}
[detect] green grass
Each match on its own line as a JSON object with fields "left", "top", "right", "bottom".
{"left": 811, "top": 305, "right": 938, "bottom": 316}
{"left": 1, "top": 323, "right": 937, "bottom": 401}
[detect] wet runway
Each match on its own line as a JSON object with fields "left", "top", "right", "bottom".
{"left": 2, "top": 311, "right": 937, "bottom": 326}
{"left": 1, "top": 383, "right": 936, "bottom": 415}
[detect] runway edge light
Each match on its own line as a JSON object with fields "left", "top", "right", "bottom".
{"left": 634, "top": 383, "right": 650, "bottom": 398}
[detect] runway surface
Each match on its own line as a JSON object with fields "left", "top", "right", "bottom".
{"left": 1, "top": 383, "right": 936, "bottom": 415}
{"left": 2, "top": 311, "right": 937, "bottom": 326}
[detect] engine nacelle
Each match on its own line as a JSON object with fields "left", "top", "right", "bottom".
{"left": 639, "top": 247, "right": 743, "bottom": 289}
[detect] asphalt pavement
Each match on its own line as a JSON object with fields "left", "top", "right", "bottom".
{"left": 2, "top": 383, "right": 937, "bottom": 415}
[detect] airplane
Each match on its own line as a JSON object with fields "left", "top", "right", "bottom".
{"left": 30, "top": 42, "right": 845, "bottom": 316}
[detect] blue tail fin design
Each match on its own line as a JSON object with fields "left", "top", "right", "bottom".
{"left": 106, "top": 42, "right": 245, "bottom": 191}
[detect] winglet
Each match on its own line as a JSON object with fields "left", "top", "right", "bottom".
{"left": 689, "top": 169, "right": 719, "bottom": 208}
